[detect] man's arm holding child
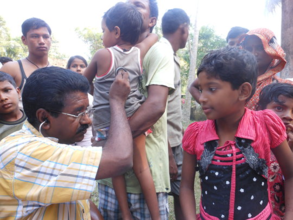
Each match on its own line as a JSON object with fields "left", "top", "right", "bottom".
{"left": 129, "top": 85, "right": 169, "bottom": 137}
{"left": 136, "top": 33, "right": 158, "bottom": 59}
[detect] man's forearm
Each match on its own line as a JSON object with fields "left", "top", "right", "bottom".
{"left": 107, "top": 100, "right": 133, "bottom": 167}
{"left": 129, "top": 85, "right": 169, "bottom": 137}
{"left": 96, "top": 71, "right": 132, "bottom": 179}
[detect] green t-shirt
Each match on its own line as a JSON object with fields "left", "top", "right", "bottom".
{"left": 0, "top": 110, "right": 27, "bottom": 140}
{"left": 100, "top": 38, "right": 175, "bottom": 193}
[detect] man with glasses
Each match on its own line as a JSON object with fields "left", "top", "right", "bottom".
{"left": 0, "top": 67, "right": 133, "bottom": 220}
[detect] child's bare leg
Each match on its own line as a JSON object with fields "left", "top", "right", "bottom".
{"left": 133, "top": 134, "right": 160, "bottom": 220}
{"left": 112, "top": 176, "right": 133, "bottom": 220}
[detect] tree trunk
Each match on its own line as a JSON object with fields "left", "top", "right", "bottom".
{"left": 280, "top": 0, "right": 293, "bottom": 78}
{"left": 182, "top": 0, "right": 200, "bottom": 129}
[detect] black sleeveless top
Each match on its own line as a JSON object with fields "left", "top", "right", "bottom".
{"left": 17, "top": 60, "right": 28, "bottom": 90}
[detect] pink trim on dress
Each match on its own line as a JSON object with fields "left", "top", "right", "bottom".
{"left": 96, "top": 48, "right": 113, "bottom": 78}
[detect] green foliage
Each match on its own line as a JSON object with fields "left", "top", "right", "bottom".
{"left": 179, "top": 25, "right": 226, "bottom": 93}
{"left": 0, "top": 16, "right": 27, "bottom": 59}
{"left": 49, "top": 36, "right": 67, "bottom": 60}
{"left": 75, "top": 27, "right": 103, "bottom": 59}
{"left": 196, "top": 26, "right": 226, "bottom": 67}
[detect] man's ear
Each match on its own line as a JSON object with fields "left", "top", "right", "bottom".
{"left": 239, "top": 82, "right": 252, "bottom": 101}
{"left": 114, "top": 26, "right": 121, "bottom": 39}
{"left": 21, "top": 35, "right": 27, "bottom": 45}
{"left": 149, "top": 17, "right": 157, "bottom": 29}
{"left": 16, "top": 87, "right": 21, "bottom": 100}
{"left": 179, "top": 24, "right": 186, "bottom": 35}
{"left": 36, "top": 108, "right": 51, "bottom": 131}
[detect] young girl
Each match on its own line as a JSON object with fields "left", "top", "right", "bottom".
{"left": 83, "top": 2, "right": 159, "bottom": 219}
{"left": 180, "top": 47, "right": 293, "bottom": 220}
{"left": 66, "top": 55, "right": 88, "bottom": 75}
{"left": 258, "top": 83, "right": 293, "bottom": 218}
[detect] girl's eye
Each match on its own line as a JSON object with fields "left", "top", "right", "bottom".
{"left": 209, "top": 88, "right": 216, "bottom": 92}
{"left": 275, "top": 106, "right": 283, "bottom": 111}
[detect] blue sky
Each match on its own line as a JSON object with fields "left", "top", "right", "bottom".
{"left": 2, "top": 0, "right": 281, "bottom": 59}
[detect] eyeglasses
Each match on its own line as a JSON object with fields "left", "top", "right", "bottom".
{"left": 48, "top": 106, "right": 93, "bottom": 121}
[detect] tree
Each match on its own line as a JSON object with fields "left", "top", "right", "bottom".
{"left": 75, "top": 27, "right": 103, "bottom": 59}
{"left": 266, "top": 0, "right": 293, "bottom": 78}
{"left": 178, "top": 26, "right": 226, "bottom": 96}
{"left": 181, "top": 1, "right": 200, "bottom": 129}
{"left": 281, "top": 0, "right": 293, "bottom": 78}
{"left": 0, "top": 16, "right": 27, "bottom": 60}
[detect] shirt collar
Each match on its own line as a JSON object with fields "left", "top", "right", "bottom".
{"left": 200, "top": 108, "right": 256, "bottom": 144}
{"left": 23, "top": 121, "right": 59, "bottom": 143}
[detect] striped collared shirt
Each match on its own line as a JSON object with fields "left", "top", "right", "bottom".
{"left": 0, "top": 121, "right": 102, "bottom": 219}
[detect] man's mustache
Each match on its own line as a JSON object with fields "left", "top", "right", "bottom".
{"left": 76, "top": 124, "right": 89, "bottom": 134}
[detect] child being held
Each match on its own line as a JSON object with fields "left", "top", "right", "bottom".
{"left": 258, "top": 83, "right": 293, "bottom": 218}
{"left": 84, "top": 2, "right": 159, "bottom": 219}
{"left": 180, "top": 47, "right": 293, "bottom": 220}
{"left": 0, "top": 71, "right": 26, "bottom": 140}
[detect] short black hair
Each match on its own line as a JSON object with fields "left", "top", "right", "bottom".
{"left": 197, "top": 46, "right": 257, "bottom": 101}
{"left": 0, "top": 57, "right": 13, "bottom": 65}
{"left": 66, "top": 55, "right": 88, "bottom": 69}
{"left": 103, "top": 2, "right": 142, "bottom": 45}
{"left": 162, "top": 8, "right": 190, "bottom": 35}
{"left": 149, "top": 0, "right": 158, "bottom": 32}
{"left": 149, "top": 0, "right": 158, "bottom": 18}
{"left": 0, "top": 71, "right": 17, "bottom": 88}
{"left": 226, "top": 26, "right": 249, "bottom": 42}
{"left": 258, "top": 83, "right": 293, "bottom": 110}
{"left": 22, "top": 67, "right": 89, "bottom": 127}
{"left": 22, "top": 17, "right": 52, "bottom": 37}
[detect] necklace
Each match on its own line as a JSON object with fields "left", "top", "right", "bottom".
{"left": 26, "top": 57, "right": 49, "bottom": 69}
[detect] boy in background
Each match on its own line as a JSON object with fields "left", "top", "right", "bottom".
{"left": 0, "top": 71, "right": 26, "bottom": 140}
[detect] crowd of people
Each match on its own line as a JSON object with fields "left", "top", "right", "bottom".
{"left": 0, "top": 0, "right": 293, "bottom": 220}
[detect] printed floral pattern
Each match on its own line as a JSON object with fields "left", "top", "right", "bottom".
{"left": 269, "top": 153, "right": 285, "bottom": 218}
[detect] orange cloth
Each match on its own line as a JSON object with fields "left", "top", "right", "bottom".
{"left": 244, "top": 28, "right": 291, "bottom": 110}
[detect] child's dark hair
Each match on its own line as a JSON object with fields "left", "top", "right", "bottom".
{"left": 258, "top": 83, "right": 293, "bottom": 110}
{"left": 0, "top": 71, "right": 17, "bottom": 88}
{"left": 226, "top": 26, "right": 249, "bottom": 42}
{"left": 66, "top": 55, "right": 88, "bottom": 69}
{"left": 162, "top": 8, "right": 190, "bottom": 35}
{"left": 197, "top": 46, "right": 257, "bottom": 101}
{"left": 103, "top": 2, "right": 142, "bottom": 45}
{"left": 22, "top": 17, "right": 52, "bottom": 37}
{"left": 0, "top": 57, "right": 13, "bottom": 65}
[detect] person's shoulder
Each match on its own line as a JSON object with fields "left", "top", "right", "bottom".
{"left": 154, "top": 38, "right": 172, "bottom": 50}
{"left": 94, "top": 48, "right": 111, "bottom": 59}
{"left": 144, "top": 40, "right": 173, "bottom": 61}
{"left": 185, "top": 120, "right": 209, "bottom": 136}
{"left": 0, "top": 60, "right": 21, "bottom": 77}
{"left": 92, "top": 48, "right": 111, "bottom": 65}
